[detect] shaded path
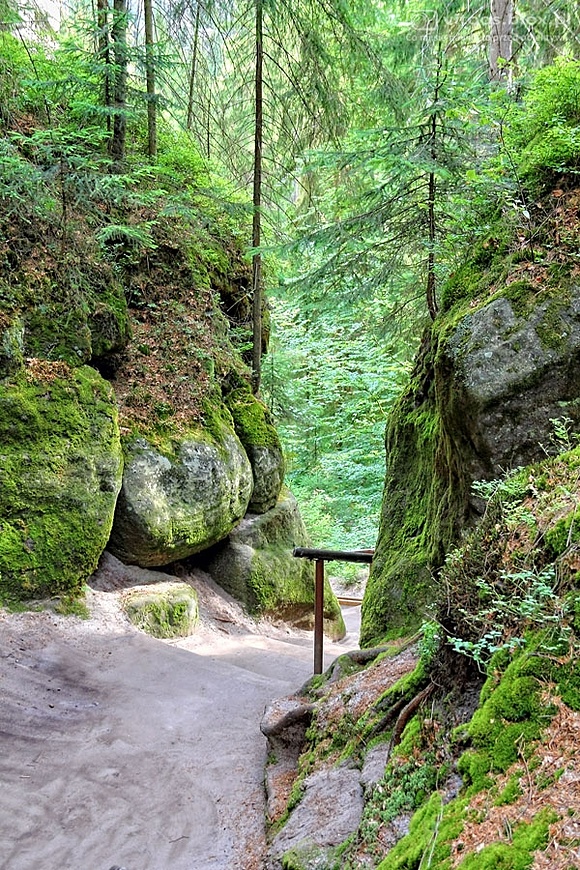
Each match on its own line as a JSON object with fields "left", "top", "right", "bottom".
{"left": 0, "top": 601, "right": 360, "bottom": 870}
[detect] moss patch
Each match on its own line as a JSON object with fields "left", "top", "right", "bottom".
{"left": 123, "top": 583, "right": 198, "bottom": 638}
{"left": 0, "top": 362, "right": 123, "bottom": 598}
{"left": 225, "top": 384, "right": 281, "bottom": 450}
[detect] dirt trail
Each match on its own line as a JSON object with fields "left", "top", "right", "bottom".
{"left": 0, "top": 582, "right": 360, "bottom": 870}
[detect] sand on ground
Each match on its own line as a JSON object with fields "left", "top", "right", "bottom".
{"left": 0, "top": 572, "right": 361, "bottom": 870}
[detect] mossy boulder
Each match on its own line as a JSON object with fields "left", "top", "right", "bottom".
{"left": 361, "top": 279, "right": 580, "bottom": 646}
{"left": 225, "top": 385, "right": 285, "bottom": 513}
{"left": 200, "top": 489, "right": 345, "bottom": 637}
{"left": 123, "top": 581, "right": 198, "bottom": 638}
{"left": 108, "top": 415, "right": 253, "bottom": 567}
{"left": 0, "top": 361, "right": 123, "bottom": 598}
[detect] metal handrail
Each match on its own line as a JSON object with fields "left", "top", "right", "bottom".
{"left": 292, "top": 547, "right": 374, "bottom": 674}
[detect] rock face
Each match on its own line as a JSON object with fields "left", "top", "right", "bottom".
{"left": 109, "top": 421, "right": 253, "bottom": 567}
{"left": 200, "top": 490, "right": 345, "bottom": 637}
{"left": 361, "top": 277, "right": 580, "bottom": 646}
{"left": 448, "top": 294, "right": 580, "bottom": 480}
{"left": 0, "top": 363, "right": 123, "bottom": 598}
{"left": 262, "top": 644, "right": 420, "bottom": 869}
{"left": 268, "top": 767, "right": 364, "bottom": 869}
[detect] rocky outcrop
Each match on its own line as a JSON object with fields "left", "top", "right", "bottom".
{"left": 0, "top": 209, "right": 304, "bottom": 623}
{"left": 200, "top": 490, "right": 345, "bottom": 637}
{"left": 109, "top": 420, "right": 253, "bottom": 567}
{"left": 261, "top": 643, "right": 420, "bottom": 868}
{"left": 0, "top": 362, "right": 123, "bottom": 598}
{"left": 361, "top": 268, "right": 580, "bottom": 645}
{"left": 447, "top": 293, "right": 580, "bottom": 481}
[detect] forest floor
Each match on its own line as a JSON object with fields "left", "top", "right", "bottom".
{"left": 0, "top": 568, "right": 361, "bottom": 870}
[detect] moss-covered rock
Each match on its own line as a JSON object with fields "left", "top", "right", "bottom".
{"left": 225, "top": 384, "right": 285, "bottom": 513}
{"left": 361, "top": 273, "right": 580, "bottom": 646}
{"left": 0, "top": 361, "right": 123, "bottom": 598}
{"left": 123, "top": 581, "right": 198, "bottom": 638}
{"left": 108, "top": 413, "right": 253, "bottom": 567}
{"left": 7, "top": 260, "right": 132, "bottom": 369}
{"left": 200, "top": 489, "right": 345, "bottom": 637}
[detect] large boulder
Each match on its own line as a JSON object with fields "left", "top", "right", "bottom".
{"left": 361, "top": 278, "right": 580, "bottom": 646}
{"left": 108, "top": 417, "right": 253, "bottom": 567}
{"left": 0, "top": 361, "right": 123, "bottom": 598}
{"left": 200, "top": 489, "right": 345, "bottom": 638}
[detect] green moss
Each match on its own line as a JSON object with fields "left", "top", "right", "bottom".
{"left": 545, "top": 506, "right": 580, "bottom": 558}
{"left": 0, "top": 364, "right": 122, "bottom": 598}
{"left": 360, "top": 330, "right": 470, "bottom": 645}
{"left": 225, "top": 384, "right": 281, "bottom": 449}
{"left": 199, "top": 393, "right": 237, "bottom": 445}
{"left": 376, "top": 791, "right": 466, "bottom": 870}
{"left": 123, "top": 586, "right": 198, "bottom": 638}
{"left": 24, "top": 303, "right": 92, "bottom": 365}
{"left": 89, "top": 280, "right": 131, "bottom": 358}
{"left": 458, "top": 646, "right": 558, "bottom": 794}
{"left": 376, "top": 779, "right": 555, "bottom": 870}
{"left": 535, "top": 300, "right": 569, "bottom": 351}
{"left": 54, "top": 590, "right": 91, "bottom": 619}
{"left": 501, "top": 280, "right": 536, "bottom": 317}
{"left": 281, "top": 843, "right": 346, "bottom": 870}
{"left": 455, "top": 808, "right": 557, "bottom": 869}
{"left": 556, "top": 659, "right": 580, "bottom": 710}
{"left": 494, "top": 774, "right": 523, "bottom": 806}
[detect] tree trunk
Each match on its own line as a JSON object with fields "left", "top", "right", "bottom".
{"left": 426, "top": 166, "right": 437, "bottom": 321}
{"left": 110, "top": 0, "right": 128, "bottom": 166}
{"left": 96, "top": 0, "right": 111, "bottom": 131}
{"left": 489, "top": 0, "right": 514, "bottom": 82}
{"left": 251, "top": 0, "right": 263, "bottom": 394}
{"left": 426, "top": 56, "right": 441, "bottom": 321}
{"left": 144, "top": 0, "right": 157, "bottom": 159}
{"left": 186, "top": 1, "right": 201, "bottom": 131}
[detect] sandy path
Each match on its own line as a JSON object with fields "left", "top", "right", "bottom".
{"left": 0, "top": 587, "right": 360, "bottom": 870}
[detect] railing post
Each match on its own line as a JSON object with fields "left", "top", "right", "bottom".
{"left": 292, "top": 547, "right": 374, "bottom": 676}
{"left": 314, "top": 559, "right": 324, "bottom": 675}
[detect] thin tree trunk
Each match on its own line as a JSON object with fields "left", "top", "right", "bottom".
{"left": 426, "top": 57, "right": 441, "bottom": 321}
{"left": 251, "top": 0, "right": 263, "bottom": 394}
{"left": 186, "top": 1, "right": 201, "bottom": 131}
{"left": 97, "top": 0, "right": 111, "bottom": 132}
{"left": 489, "top": 0, "right": 514, "bottom": 82}
{"left": 426, "top": 165, "right": 437, "bottom": 320}
{"left": 110, "top": 0, "right": 128, "bottom": 166}
{"left": 144, "top": 0, "right": 157, "bottom": 159}
{"left": 206, "top": 89, "right": 211, "bottom": 158}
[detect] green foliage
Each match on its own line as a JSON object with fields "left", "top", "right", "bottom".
{"left": 264, "top": 286, "right": 410, "bottom": 579}
{"left": 362, "top": 752, "right": 444, "bottom": 847}
{"left": 505, "top": 59, "right": 580, "bottom": 181}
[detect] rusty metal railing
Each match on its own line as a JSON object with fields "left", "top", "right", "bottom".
{"left": 292, "top": 547, "right": 374, "bottom": 674}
